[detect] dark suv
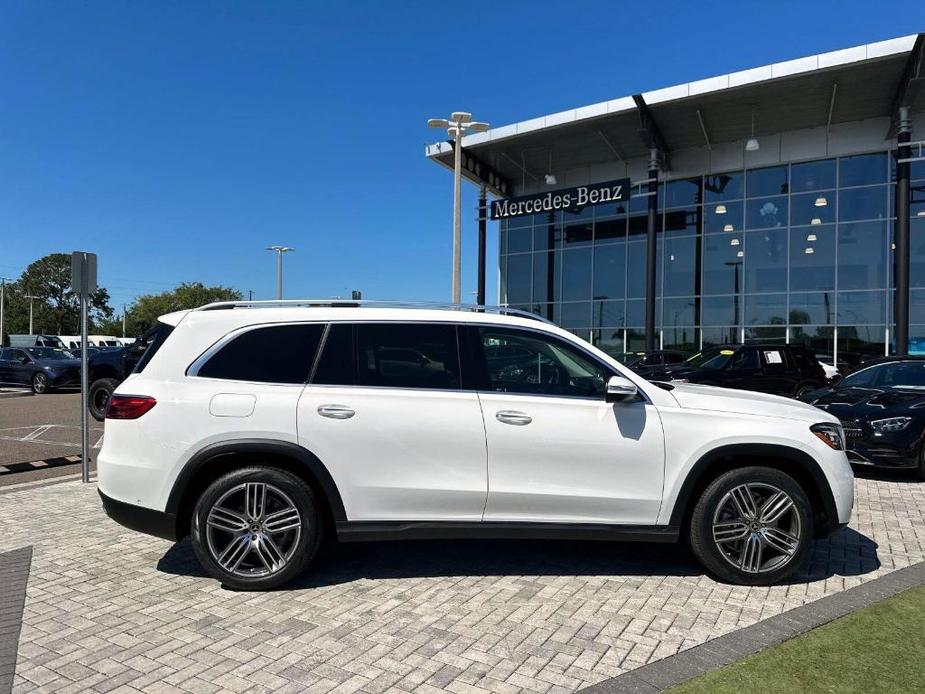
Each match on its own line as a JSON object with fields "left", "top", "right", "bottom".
{"left": 642, "top": 344, "right": 826, "bottom": 398}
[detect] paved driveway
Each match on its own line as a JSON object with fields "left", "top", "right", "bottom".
{"left": 3, "top": 472, "right": 925, "bottom": 693}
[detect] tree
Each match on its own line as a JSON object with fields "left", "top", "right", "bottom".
{"left": 126, "top": 282, "right": 242, "bottom": 335}
{"left": 2, "top": 254, "right": 113, "bottom": 340}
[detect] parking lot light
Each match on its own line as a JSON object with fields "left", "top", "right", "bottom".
{"left": 265, "top": 246, "right": 294, "bottom": 300}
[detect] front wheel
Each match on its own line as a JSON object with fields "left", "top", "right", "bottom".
{"left": 31, "top": 372, "right": 49, "bottom": 394}
{"left": 88, "top": 378, "right": 118, "bottom": 421}
{"left": 794, "top": 383, "right": 815, "bottom": 399}
{"left": 689, "top": 466, "right": 812, "bottom": 585}
{"left": 190, "top": 467, "right": 321, "bottom": 590}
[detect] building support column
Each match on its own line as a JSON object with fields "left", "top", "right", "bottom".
{"left": 894, "top": 106, "right": 912, "bottom": 355}
{"left": 645, "top": 148, "right": 660, "bottom": 352}
{"left": 476, "top": 186, "right": 487, "bottom": 306}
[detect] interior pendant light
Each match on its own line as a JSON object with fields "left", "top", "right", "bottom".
{"left": 544, "top": 151, "right": 557, "bottom": 186}
{"left": 715, "top": 204, "right": 727, "bottom": 214}
{"left": 810, "top": 217, "right": 822, "bottom": 226}
{"left": 723, "top": 223, "right": 734, "bottom": 232}
{"left": 814, "top": 196, "right": 828, "bottom": 207}
{"left": 745, "top": 110, "right": 760, "bottom": 152}
{"left": 806, "top": 233, "right": 817, "bottom": 242}
{"left": 730, "top": 238, "right": 740, "bottom": 246}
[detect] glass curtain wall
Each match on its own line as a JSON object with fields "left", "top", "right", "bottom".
{"left": 499, "top": 151, "right": 896, "bottom": 362}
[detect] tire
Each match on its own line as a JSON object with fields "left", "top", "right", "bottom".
{"left": 689, "top": 466, "right": 813, "bottom": 585}
{"left": 190, "top": 467, "right": 321, "bottom": 590}
{"left": 916, "top": 446, "right": 925, "bottom": 482}
{"left": 794, "top": 383, "right": 815, "bottom": 399}
{"left": 31, "top": 372, "right": 49, "bottom": 394}
{"left": 88, "top": 378, "right": 118, "bottom": 421}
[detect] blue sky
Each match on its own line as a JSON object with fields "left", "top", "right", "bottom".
{"left": 1, "top": 1, "right": 921, "bottom": 310}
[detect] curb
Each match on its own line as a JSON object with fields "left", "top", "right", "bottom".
{"left": 580, "top": 560, "right": 925, "bottom": 693}
{"left": 0, "top": 455, "right": 83, "bottom": 477}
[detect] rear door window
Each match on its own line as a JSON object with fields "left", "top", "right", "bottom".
{"left": 195, "top": 323, "right": 324, "bottom": 384}
{"left": 354, "top": 323, "right": 461, "bottom": 390}
{"left": 311, "top": 323, "right": 355, "bottom": 386}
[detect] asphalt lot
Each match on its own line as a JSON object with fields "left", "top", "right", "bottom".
{"left": 0, "top": 392, "right": 101, "bottom": 484}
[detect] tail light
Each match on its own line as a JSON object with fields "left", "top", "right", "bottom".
{"left": 106, "top": 395, "right": 157, "bottom": 419}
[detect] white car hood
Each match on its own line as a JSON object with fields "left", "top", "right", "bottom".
{"left": 665, "top": 382, "right": 836, "bottom": 423}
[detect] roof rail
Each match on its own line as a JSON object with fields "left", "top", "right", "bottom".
{"left": 195, "top": 299, "right": 555, "bottom": 324}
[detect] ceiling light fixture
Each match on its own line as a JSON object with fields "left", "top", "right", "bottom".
{"left": 807, "top": 234, "right": 817, "bottom": 242}
{"left": 811, "top": 217, "right": 822, "bottom": 226}
{"left": 745, "top": 110, "right": 760, "bottom": 152}
{"left": 814, "top": 196, "right": 828, "bottom": 207}
{"left": 723, "top": 223, "right": 734, "bottom": 232}
{"left": 715, "top": 204, "right": 727, "bottom": 214}
{"left": 544, "top": 151, "right": 557, "bottom": 186}
{"left": 730, "top": 238, "right": 740, "bottom": 246}
{"left": 805, "top": 247, "right": 815, "bottom": 254}
{"left": 737, "top": 250, "right": 744, "bottom": 257}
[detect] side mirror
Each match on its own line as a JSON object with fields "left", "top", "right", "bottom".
{"left": 605, "top": 375, "right": 638, "bottom": 403}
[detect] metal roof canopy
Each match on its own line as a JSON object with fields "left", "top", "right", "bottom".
{"left": 426, "top": 34, "right": 924, "bottom": 189}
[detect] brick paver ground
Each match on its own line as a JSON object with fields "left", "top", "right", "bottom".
{"left": 2, "top": 472, "right": 924, "bottom": 693}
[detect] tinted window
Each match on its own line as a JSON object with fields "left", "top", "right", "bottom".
{"left": 355, "top": 323, "right": 460, "bottom": 390}
{"left": 197, "top": 324, "right": 324, "bottom": 384}
{"left": 478, "top": 327, "right": 609, "bottom": 398}
{"left": 134, "top": 324, "right": 174, "bottom": 374}
{"left": 311, "top": 323, "right": 354, "bottom": 385}
{"left": 731, "top": 348, "right": 759, "bottom": 370}
{"left": 760, "top": 348, "right": 787, "bottom": 371}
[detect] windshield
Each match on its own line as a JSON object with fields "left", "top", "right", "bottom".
{"left": 623, "top": 353, "right": 647, "bottom": 366}
{"left": 841, "top": 361, "right": 925, "bottom": 390}
{"left": 26, "top": 347, "right": 75, "bottom": 360}
{"left": 684, "top": 348, "right": 735, "bottom": 370}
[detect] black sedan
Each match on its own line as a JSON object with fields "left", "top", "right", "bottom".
{"left": 799, "top": 357, "right": 925, "bottom": 478}
{"left": 0, "top": 347, "right": 81, "bottom": 394}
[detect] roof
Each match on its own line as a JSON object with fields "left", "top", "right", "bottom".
{"left": 426, "top": 34, "right": 923, "bottom": 193}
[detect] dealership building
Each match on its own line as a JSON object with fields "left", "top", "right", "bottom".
{"left": 426, "top": 34, "right": 925, "bottom": 361}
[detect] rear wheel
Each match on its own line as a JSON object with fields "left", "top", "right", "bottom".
{"left": 689, "top": 466, "right": 812, "bottom": 585}
{"left": 31, "top": 372, "right": 49, "bottom": 394}
{"left": 794, "top": 383, "right": 815, "bottom": 399}
{"left": 191, "top": 467, "right": 321, "bottom": 590}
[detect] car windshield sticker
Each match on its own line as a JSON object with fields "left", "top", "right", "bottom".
{"left": 764, "top": 350, "right": 783, "bottom": 364}
{"left": 720, "top": 350, "right": 735, "bottom": 356}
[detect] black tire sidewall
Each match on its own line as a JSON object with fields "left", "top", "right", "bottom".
{"left": 190, "top": 467, "right": 320, "bottom": 590}
{"left": 689, "top": 466, "right": 813, "bottom": 586}
{"left": 88, "top": 378, "right": 118, "bottom": 421}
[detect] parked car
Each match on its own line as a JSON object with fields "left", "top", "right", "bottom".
{"left": 98, "top": 302, "right": 853, "bottom": 590}
{"left": 799, "top": 357, "right": 925, "bottom": 478}
{"left": 87, "top": 333, "right": 153, "bottom": 420}
{"left": 8, "top": 334, "right": 65, "bottom": 348}
{"left": 59, "top": 334, "right": 123, "bottom": 349}
{"left": 0, "top": 346, "right": 81, "bottom": 393}
{"left": 623, "top": 350, "right": 688, "bottom": 378}
{"left": 643, "top": 344, "right": 827, "bottom": 398}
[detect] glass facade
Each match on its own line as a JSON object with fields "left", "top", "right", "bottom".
{"left": 499, "top": 151, "right": 921, "bottom": 362}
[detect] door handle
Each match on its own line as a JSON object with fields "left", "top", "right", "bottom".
{"left": 496, "top": 410, "right": 532, "bottom": 426}
{"left": 317, "top": 405, "right": 355, "bottom": 420}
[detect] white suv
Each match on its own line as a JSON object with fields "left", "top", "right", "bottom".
{"left": 98, "top": 301, "right": 854, "bottom": 590}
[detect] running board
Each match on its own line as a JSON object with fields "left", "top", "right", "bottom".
{"left": 335, "top": 521, "right": 679, "bottom": 544}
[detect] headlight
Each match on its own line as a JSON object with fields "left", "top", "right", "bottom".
{"left": 811, "top": 422, "right": 845, "bottom": 450}
{"left": 870, "top": 416, "right": 912, "bottom": 433}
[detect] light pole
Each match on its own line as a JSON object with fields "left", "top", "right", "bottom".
{"left": 0, "top": 277, "right": 13, "bottom": 346}
{"left": 24, "top": 295, "right": 41, "bottom": 335}
{"left": 266, "top": 246, "right": 294, "bottom": 300}
{"left": 427, "top": 112, "right": 490, "bottom": 304}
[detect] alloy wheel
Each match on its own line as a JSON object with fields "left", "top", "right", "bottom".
{"left": 711, "top": 482, "right": 802, "bottom": 574}
{"left": 204, "top": 482, "right": 303, "bottom": 578}
{"left": 32, "top": 373, "right": 47, "bottom": 394}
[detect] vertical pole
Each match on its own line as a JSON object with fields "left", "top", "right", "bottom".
{"left": 644, "top": 149, "right": 659, "bottom": 351}
{"left": 28, "top": 299, "right": 34, "bottom": 335}
{"left": 276, "top": 251, "right": 283, "bottom": 300}
{"left": 80, "top": 256, "right": 90, "bottom": 483}
{"left": 122, "top": 304, "right": 126, "bottom": 338}
{"left": 452, "top": 134, "right": 463, "bottom": 304}
{"left": 477, "top": 185, "right": 487, "bottom": 306}
{"left": 0, "top": 279, "right": 5, "bottom": 346}
{"left": 894, "top": 106, "right": 912, "bottom": 356}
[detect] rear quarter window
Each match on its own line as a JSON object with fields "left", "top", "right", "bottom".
{"left": 195, "top": 323, "right": 325, "bottom": 384}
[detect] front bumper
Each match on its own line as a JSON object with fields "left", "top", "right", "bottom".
{"left": 840, "top": 420, "right": 921, "bottom": 469}
{"left": 99, "top": 490, "right": 177, "bottom": 542}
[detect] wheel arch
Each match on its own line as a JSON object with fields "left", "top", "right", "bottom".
{"left": 166, "top": 439, "right": 347, "bottom": 539}
{"left": 669, "top": 443, "right": 839, "bottom": 538}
